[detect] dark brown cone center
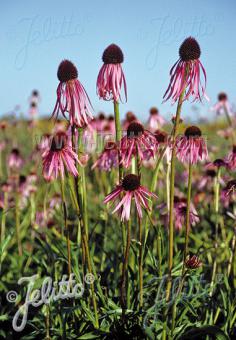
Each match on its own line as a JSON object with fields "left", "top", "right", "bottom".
{"left": 57, "top": 60, "right": 78, "bottom": 82}
{"left": 127, "top": 122, "right": 144, "bottom": 138}
{"left": 102, "top": 44, "right": 124, "bottom": 64}
{"left": 184, "top": 126, "right": 202, "bottom": 138}
{"left": 179, "top": 37, "right": 201, "bottom": 62}
{"left": 122, "top": 174, "right": 140, "bottom": 191}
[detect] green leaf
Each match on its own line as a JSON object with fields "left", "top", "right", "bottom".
{"left": 78, "top": 333, "right": 100, "bottom": 339}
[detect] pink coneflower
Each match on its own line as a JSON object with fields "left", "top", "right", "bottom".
{"left": 92, "top": 141, "right": 118, "bottom": 171}
{"left": 122, "top": 111, "right": 138, "bottom": 130}
{"left": 163, "top": 37, "right": 207, "bottom": 103}
{"left": 198, "top": 168, "right": 216, "bottom": 190}
{"left": 8, "top": 148, "right": 24, "bottom": 170}
{"left": 106, "top": 115, "right": 116, "bottom": 135}
{"left": 206, "top": 158, "right": 228, "bottom": 170}
{"left": 154, "top": 130, "right": 168, "bottom": 147}
{"left": 221, "top": 180, "right": 236, "bottom": 199}
{"left": 97, "top": 44, "right": 127, "bottom": 102}
{"left": 42, "top": 132, "right": 80, "bottom": 180}
{"left": 225, "top": 145, "right": 236, "bottom": 170}
{"left": 160, "top": 196, "right": 199, "bottom": 230}
{"left": 217, "top": 127, "right": 234, "bottom": 140}
{"left": 147, "top": 107, "right": 165, "bottom": 131}
{"left": 175, "top": 198, "right": 200, "bottom": 231}
{"left": 38, "top": 134, "right": 51, "bottom": 152}
{"left": 92, "top": 112, "right": 107, "bottom": 132}
{"left": 52, "top": 60, "right": 93, "bottom": 127}
{"left": 212, "top": 92, "right": 232, "bottom": 116}
{"left": 29, "top": 102, "right": 38, "bottom": 118}
{"left": 142, "top": 130, "right": 168, "bottom": 167}
{"left": 30, "top": 89, "right": 40, "bottom": 105}
{"left": 120, "top": 122, "right": 157, "bottom": 168}
{"left": 1, "top": 182, "right": 11, "bottom": 194}
{"left": 104, "top": 174, "right": 157, "bottom": 221}
{"left": 176, "top": 126, "right": 208, "bottom": 164}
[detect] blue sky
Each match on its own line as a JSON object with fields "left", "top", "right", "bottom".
{"left": 1, "top": 0, "right": 236, "bottom": 122}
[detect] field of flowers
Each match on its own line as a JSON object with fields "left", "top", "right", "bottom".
{"left": 0, "top": 39, "right": 236, "bottom": 339}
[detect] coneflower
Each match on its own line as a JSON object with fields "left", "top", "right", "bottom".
{"left": 42, "top": 132, "right": 81, "bottom": 180}
{"left": 92, "top": 141, "right": 119, "bottom": 171}
{"left": 198, "top": 168, "right": 217, "bottom": 190}
{"left": 120, "top": 122, "right": 157, "bottom": 168}
{"left": 104, "top": 174, "right": 157, "bottom": 221}
{"left": 163, "top": 37, "right": 207, "bottom": 103}
{"left": 122, "top": 111, "right": 138, "bottom": 130}
{"left": 176, "top": 126, "right": 208, "bottom": 164}
{"left": 174, "top": 200, "right": 200, "bottom": 231}
{"left": 97, "top": 44, "right": 127, "bottom": 102}
{"left": 8, "top": 148, "right": 24, "bottom": 171}
{"left": 161, "top": 197, "right": 199, "bottom": 231}
{"left": 147, "top": 107, "right": 165, "bottom": 131}
{"left": 52, "top": 60, "right": 93, "bottom": 127}
{"left": 206, "top": 158, "right": 228, "bottom": 170}
{"left": 222, "top": 180, "right": 236, "bottom": 199}
{"left": 225, "top": 145, "right": 236, "bottom": 170}
{"left": 29, "top": 102, "right": 38, "bottom": 118}
{"left": 212, "top": 92, "right": 232, "bottom": 118}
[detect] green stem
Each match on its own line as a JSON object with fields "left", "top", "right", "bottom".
{"left": 209, "top": 168, "right": 221, "bottom": 324}
{"left": 113, "top": 101, "right": 123, "bottom": 181}
{"left": 166, "top": 161, "right": 171, "bottom": 212}
{"left": 227, "top": 226, "right": 236, "bottom": 277}
{"left": 113, "top": 101, "right": 126, "bottom": 257}
{"left": 75, "top": 128, "right": 99, "bottom": 328}
{"left": 81, "top": 227, "right": 99, "bottom": 328}
{"left": 162, "top": 90, "right": 185, "bottom": 340}
{"left": 166, "top": 92, "right": 184, "bottom": 300}
{"left": 171, "top": 162, "right": 193, "bottom": 336}
{"left": 60, "top": 177, "right": 71, "bottom": 277}
{"left": 138, "top": 216, "right": 143, "bottom": 309}
{"left": 1, "top": 192, "right": 8, "bottom": 244}
{"left": 183, "top": 162, "right": 193, "bottom": 267}
{"left": 81, "top": 166, "right": 89, "bottom": 237}
{"left": 15, "top": 192, "right": 22, "bottom": 256}
{"left": 121, "top": 218, "right": 131, "bottom": 317}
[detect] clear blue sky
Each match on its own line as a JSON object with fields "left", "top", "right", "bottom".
{"left": 1, "top": 0, "right": 236, "bottom": 122}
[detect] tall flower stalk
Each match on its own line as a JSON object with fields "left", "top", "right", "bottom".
{"left": 121, "top": 217, "right": 131, "bottom": 317}
{"left": 208, "top": 167, "right": 221, "bottom": 324}
{"left": 165, "top": 92, "right": 184, "bottom": 305}
{"left": 77, "top": 128, "right": 99, "bottom": 328}
{"left": 1, "top": 188, "right": 8, "bottom": 244}
{"left": 138, "top": 216, "right": 143, "bottom": 308}
{"left": 162, "top": 36, "right": 207, "bottom": 339}
{"left": 50, "top": 59, "right": 99, "bottom": 328}
{"left": 183, "top": 162, "right": 193, "bottom": 265}
{"left": 60, "top": 176, "right": 71, "bottom": 277}
{"left": 114, "top": 101, "right": 123, "bottom": 181}
{"left": 15, "top": 190, "right": 22, "bottom": 256}
{"left": 97, "top": 44, "right": 127, "bottom": 255}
